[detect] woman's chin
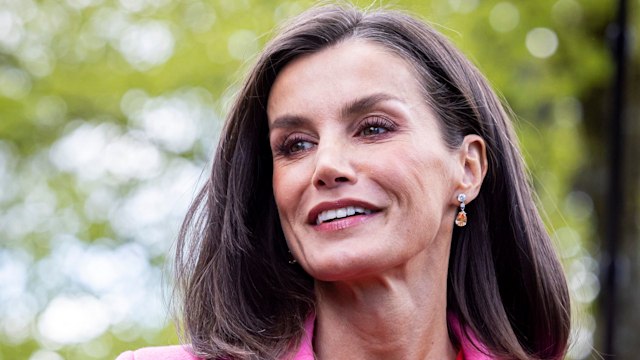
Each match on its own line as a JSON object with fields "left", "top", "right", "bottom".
{"left": 302, "top": 255, "right": 391, "bottom": 283}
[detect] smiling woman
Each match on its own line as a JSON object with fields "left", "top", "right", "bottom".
{"left": 267, "top": 40, "right": 480, "bottom": 286}
{"left": 117, "top": 3, "right": 570, "bottom": 360}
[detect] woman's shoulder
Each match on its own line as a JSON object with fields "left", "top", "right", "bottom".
{"left": 115, "top": 345, "right": 203, "bottom": 360}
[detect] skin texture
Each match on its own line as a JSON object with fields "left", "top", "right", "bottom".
{"left": 267, "top": 39, "right": 487, "bottom": 360}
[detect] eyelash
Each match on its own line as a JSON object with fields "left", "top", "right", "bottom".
{"left": 358, "top": 116, "right": 396, "bottom": 137}
{"left": 276, "top": 134, "right": 313, "bottom": 156}
{"left": 275, "top": 116, "right": 397, "bottom": 157}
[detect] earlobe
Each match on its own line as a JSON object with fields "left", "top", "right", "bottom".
{"left": 456, "top": 135, "right": 488, "bottom": 203}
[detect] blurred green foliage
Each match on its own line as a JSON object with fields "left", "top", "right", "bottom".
{"left": 0, "top": 0, "right": 637, "bottom": 359}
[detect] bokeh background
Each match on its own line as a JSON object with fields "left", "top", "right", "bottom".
{"left": 1, "top": 0, "right": 638, "bottom": 359}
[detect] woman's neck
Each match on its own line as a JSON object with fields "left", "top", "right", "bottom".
{"left": 313, "top": 260, "right": 457, "bottom": 360}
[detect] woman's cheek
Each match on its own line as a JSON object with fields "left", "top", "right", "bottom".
{"left": 273, "top": 163, "right": 307, "bottom": 216}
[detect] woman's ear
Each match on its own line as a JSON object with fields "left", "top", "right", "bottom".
{"left": 455, "top": 135, "right": 488, "bottom": 203}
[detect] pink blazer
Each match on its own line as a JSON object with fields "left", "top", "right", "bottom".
{"left": 116, "top": 315, "right": 492, "bottom": 360}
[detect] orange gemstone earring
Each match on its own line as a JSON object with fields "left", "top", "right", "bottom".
{"left": 455, "top": 193, "right": 467, "bottom": 227}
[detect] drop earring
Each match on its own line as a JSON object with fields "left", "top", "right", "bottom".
{"left": 455, "top": 193, "right": 467, "bottom": 227}
{"left": 288, "top": 250, "right": 297, "bottom": 264}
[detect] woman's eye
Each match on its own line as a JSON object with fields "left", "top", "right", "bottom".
{"left": 289, "top": 140, "right": 314, "bottom": 153}
{"left": 358, "top": 117, "right": 395, "bottom": 137}
{"left": 277, "top": 136, "right": 314, "bottom": 156}
{"left": 361, "top": 126, "right": 387, "bottom": 136}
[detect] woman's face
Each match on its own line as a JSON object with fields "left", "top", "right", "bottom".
{"left": 267, "top": 39, "right": 462, "bottom": 282}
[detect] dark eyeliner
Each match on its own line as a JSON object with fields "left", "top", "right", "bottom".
{"left": 358, "top": 116, "right": 397, "bottom": 136}
{"left": 276, "top": 134, "right": 312, "bottom": 156}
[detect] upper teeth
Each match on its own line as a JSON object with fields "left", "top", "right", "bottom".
{"left": 316, "top": 206, "right": 372, "bottom": 225}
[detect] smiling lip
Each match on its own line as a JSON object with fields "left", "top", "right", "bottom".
{"left": 307, "top": 199, "right": 381, "bottom": 225}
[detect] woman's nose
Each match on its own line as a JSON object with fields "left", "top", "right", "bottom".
{"left": 311, "top": 142, "right": 357, "bottom": 189}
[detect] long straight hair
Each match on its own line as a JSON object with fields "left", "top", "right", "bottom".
{"left": 174, "top": 4, "right": 570, "bottom": 360}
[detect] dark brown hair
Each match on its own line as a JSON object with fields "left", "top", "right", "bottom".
{"left": 174, "top": 4, "right": 570, "bottom": 360}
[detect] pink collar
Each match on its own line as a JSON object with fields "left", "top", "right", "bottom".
{"left": 448, "top": 313, "right": 495, "bottom": 360}
{"left": 289, "top": 316, "right": 315, "bottom": 360}
{"left": 290, "top": 314, "right": 494, "bottom": 360}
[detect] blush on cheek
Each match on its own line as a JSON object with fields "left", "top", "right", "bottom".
{"left": 272, "top": 171, "right": 289, "bottom": 200}
{"left": 273, "top": 169, "right": 307, "bottom": 222}
{"left": 392, "top": 152, "right": 435, "bottom": 193}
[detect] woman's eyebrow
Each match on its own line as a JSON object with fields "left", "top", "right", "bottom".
{"left": 269, "top": 93, "right": 401, "bottom": 132}
{"left": 341, "top": 93, "right": 402, "bottom": 118}
{"left": 269, "top": 114, "right": 309, "bottom": 132}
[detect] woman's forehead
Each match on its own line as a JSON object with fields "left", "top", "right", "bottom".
{"left": 266, "top": 39, "right": 423, "bottom": 123}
